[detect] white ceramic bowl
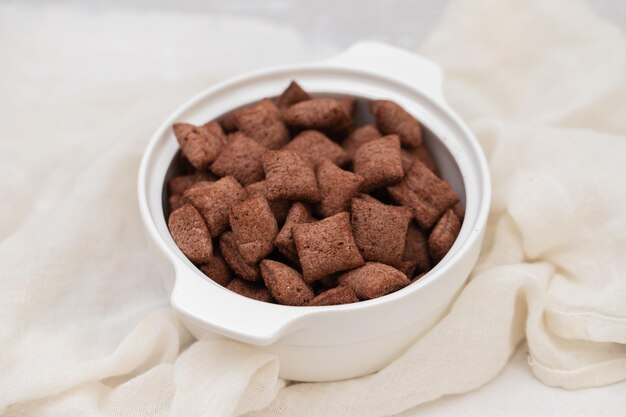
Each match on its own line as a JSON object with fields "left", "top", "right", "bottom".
{"left": 138, "top": 41, "right": 491, "bottom": 382}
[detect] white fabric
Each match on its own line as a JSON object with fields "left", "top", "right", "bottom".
{"left": 1, "top": 0, "right": 625, "bottom": 416}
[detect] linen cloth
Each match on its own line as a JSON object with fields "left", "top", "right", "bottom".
{"left": 1, "top": 0, "right": 625, "bottom": 416}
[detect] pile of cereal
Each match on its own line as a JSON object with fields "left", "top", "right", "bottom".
{"left": 167, "top": 81, "right": 463, "bottom": 306}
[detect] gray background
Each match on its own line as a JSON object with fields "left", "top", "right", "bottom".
{"left": 12, "top": 0, "right": 626, "bottom": 50}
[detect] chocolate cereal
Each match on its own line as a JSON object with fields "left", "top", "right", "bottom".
{"left": 235, "top": 99, "right": 290, "bottom": 150}
{"left": 388, "top": 160, "right": 459, "bottom": 229}
{"left": 338, "top": 262, "right": 410, "bottom": 300}
{"left": 166, "top": 81, "right": 464, "bottom": 306}
{"left": 428, "top": 209, "right": 461, "bottom": 263}
{"left": 274, "top": 202, "right": 315, "bottom": 262}
{"left": 370, "top": 99, "right": 422, "bottom": 148}
{"left": 316, "top": 160, "right": 363, "bottom": 218}
{"left": 353, "top": 135, "right": 404, "bottom": 192}
{"left": 229, "top": 194, "right": 278, "bottom": 265}
{"left": 210, "top": 132, "right": 267, "bottom": 186}
{"left": 351, "top": 198, "right": 412, "bottom": 268}
{"left": 168, "top": 204, "right": 213, "bottom": 264}
{"left": 293, "top": 212, "right": 364, "bottom": 283}
{"left": 284, "top": 130, "right": 349, "bottom": 168}
{"left": 260, "top": 260, "right": 314, "bottom": 306}
{"left": 263, "top": 150, "right": 320, "bottom": 202}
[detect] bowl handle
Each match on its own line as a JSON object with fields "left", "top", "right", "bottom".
{"left": 324, "top": 41, "right": 448, "bottom": 107}
{"left": 170, "top": 259, "right": 307, "bottom": 346}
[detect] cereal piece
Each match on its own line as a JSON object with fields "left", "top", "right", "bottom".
{"left": 351, "top": 198, "right": 411, "bottom": 267}
{"left": 353, "top": 135, "right": 404, "bottom": 192}
{"left": 342, "top": 124, "right": 382, "bottom": 159}
{"left": 293, "top": 212, "right": 364, "bottom": 283}
{"left": 415, "top": 144, "right": 438, "bottom": 174}
{"left": 169, "top": 194, "right": 185, "bottom": 211}
{"left": 400, "top": 145, "right": 439, "bottom": 175}
{"left": 282, "top": 98, "right": 352, "bottom": 132}
{"left": 307, "top": 286, "right": 358, "bottom": 306}
{"left": 219, "top": 231, "right": 260, "bottom": 281}
{"left": 452, "top": 201, "right": 465, "bottom": 221}
{"left": 200, "top": 252, "right": 233, "bottom": 287}
{"left": 168, "top": 173, "right": 217, "bottom": 212}
{"left": 245, "top": 180, "right": 290, "bottom": 224}
{"left": 202, "top": 121, "right": 228, "bottom": 147}
{"left": 370, "top": 100, "right": 422, "bottom": 148}
{"left": 173, "top": 122, "right": 224, "bottom": 170}
{"left": 220, "top": 112, "right": 238, "bottom": 133}
{"left": 401, "top": 222, "right": 431, "bottom": 277}
{"left": 278, "top": 81, "right": 311, "bottom": 108}
{"left": 338, "top": 97, "right": 356, "bottom": 118}
{"left": 260, "top": 260, "right": 314, "bottom": 306}
{"left": 428, "top": 209, "right": 461, "bottom": 263}
{"left": 274, "top": 202, "right": 315, "bottom": 261}
{"left": 316, "top": 160, "right": 363, "bottom": 218}
{"left": 388, "top": 160, "right": 459, "bottom": 229}
{"left": 263, "top": 150, "right": 320, "bottom": 202}
{"left": 226, "top": 278, "right": 273, "bottom": 302}
{"left": 354, "top": 193, "right": 383, "bottom": 205}
{"left": 235, "top": 99, "right": 290, "bottom": 149}
{"left": 183, "top": 177, "right": 247, "bottom": 237}
{"left": 210, "top": 132, "right": 267, "bottom": 186}
{"left": 284, "top": 130, "right": 349, "bottom": 168}
{"left": 338, "top": 262, "right": 410, "bottom": 299}
{"left": 229, "top": 194, "right": 278, "bottom": 264}
{"left": 168, "top": 173, "right": 210, "bottom": 196}
{"left": 168, "top": 204, "right": 213, "bottom": 264}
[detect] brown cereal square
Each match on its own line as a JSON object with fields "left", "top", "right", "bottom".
{"left": 210, "top": 132, "right": 267, "bottom": 186}
{"left": 428, "top": 209, "right": 461, "bottom": 263}
{"left": 401, "top": 222, "right": 431, "bottom": 277}
{"left": 277, "top": 81, "right": 311, "bottom": 109}
{"left": 338, "top": 262, "right": 410, "bottom": 299}
{"left": 353, "top": 135, "right": 404, "bottom": 191}
{"left": 234, "top": 99, "right": 290, "bottom": 150}
{"left": 168, "top": 204, "right": 213, "bottom": 264}
{"left": 173, "top": 123, "right": 225, "bottom": 170}
{"left": 452, "top": 201, "right": 465, "bottom": 221}
{"left": 260, "top": 260, "right": 314, "bottom": 306}
{"left": 400, "top": 144, "right": 439, "bottom": 175}
{"left": 202, "top": 121, "right": 228, "bottom": 147}
{"left": 183, "top": 177, "right": 247, "bottom": 237}
{"left": 219, "top": 231, "right": 260, "bottom": 281}
{"left": 370, "top": 100, "right": 422, "bottom": 148}
{"left": 292, "top": 212, "right": 364, "bottom": 283}
{"left": 338, "top": 97, "right": 356, "bottom": 119}
{"left": 316, "top": 160, "right": 363, "bottom": 218}
{"left": 351, "top": 198, "right": 411, "bottom": 268}
{"left": 167, "top": 173, "right": 212, "bottom": 196}
{"left": 284, "top": 130, "right": 349, "bottom": 168}
{"left": 388, "top": 160, "right": 459, "bottom": 229}
{"left": 226, "top": 278, "right": 273, "bottom": 302}
{"left": 307, "top": 286, "right": 358, "bottom": 306}
{"left": 229, "top": 194, "right": 278, "bottom": 264}
{"left": 169, "top": 194, "right": 185, "bottom": 212}
{"left": 262, "top": 150, "right": 320, "bottom": 202}
{"left": 282, "top": 98, "right": 352, "bottom": 132}
{"left": 342, "top": 124, "right": 382, "bottom": 159}
{"left": 200, "top": 252, "right": 233, "bottom": 287}
{"left": 219, "top": 112, "right": 238, "bottom": 133}
{"left": 274, "top": 202, "right": 315, "bottom": 262}
{"left": 244, "top": 180, "right": 290, "bottom": 225}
